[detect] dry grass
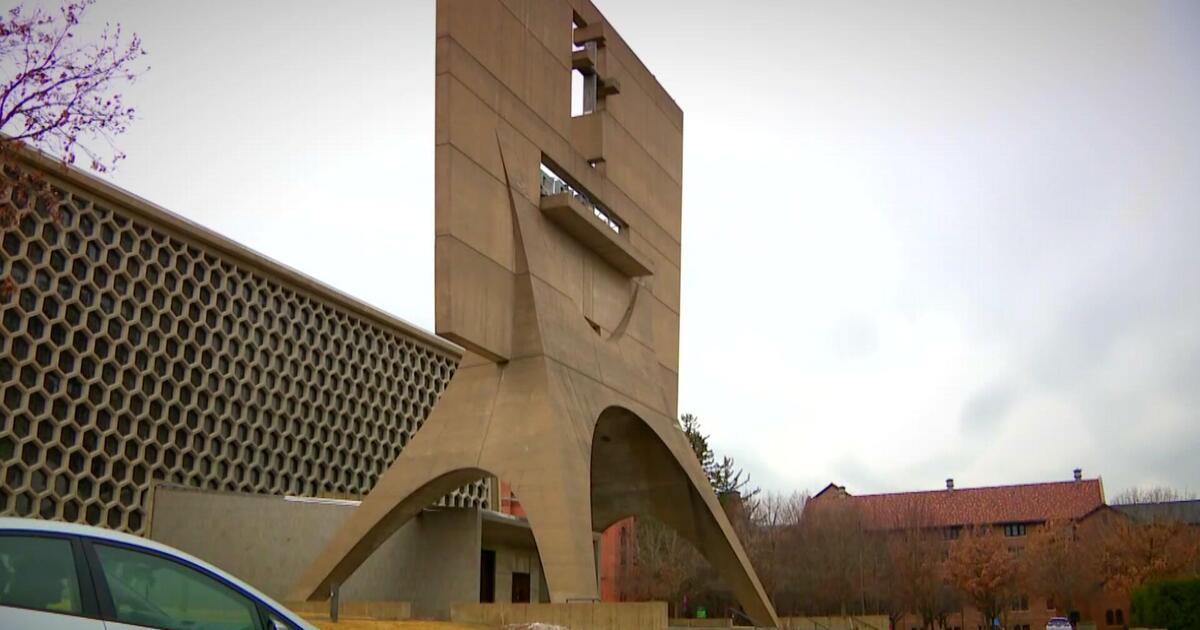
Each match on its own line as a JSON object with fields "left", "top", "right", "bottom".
{"left": 304, "top": 618, "right": 497, "bottom": 630}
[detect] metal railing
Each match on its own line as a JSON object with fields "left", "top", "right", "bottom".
{"left": 539, "top": 166, "right": 623, "bottom": 235}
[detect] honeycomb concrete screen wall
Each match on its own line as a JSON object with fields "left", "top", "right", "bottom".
{"left": 0, "top": 151, "right": 487, "bottom": 535}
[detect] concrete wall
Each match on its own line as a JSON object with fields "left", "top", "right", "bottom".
{"left": 668, "top": 618, "right": 732, "bottom": 627}
{"left": 407, "top": 505, "right": 483, "bottom": 618}
{"left": 148, "top": 485, "right": 480, "bottom": 618}
{"left": 479, "top": 512, "right": 555, "bottom": 605}
{"left": 780, "top": 615, "right": 890, "bottom": 630}
{"left": 599, "top": 517, "right": 635, "bottom": 601}
{"left": 486, "top": 542, "right": 551, "bottom": 604}
{"left": 451, "top": 602, "right": 667, "bottom": 630}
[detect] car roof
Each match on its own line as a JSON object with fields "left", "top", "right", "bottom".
{"left": 0, "top": 517, "right": 317, "bottom": 630}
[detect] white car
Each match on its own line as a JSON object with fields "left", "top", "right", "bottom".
{"left": 1046, "top": 617, "right": 1072, "bottom": 630}
{"left": 0, "top": 517, "right": 317, "bottom": 630}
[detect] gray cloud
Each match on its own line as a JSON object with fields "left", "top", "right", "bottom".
{"left": 959, "top": 384, "right": 1017, "bottom": 436}
{"left": 47, "top": 0, "right": 1200, "bottom": 497}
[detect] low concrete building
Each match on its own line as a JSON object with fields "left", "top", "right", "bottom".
{"left": 148, "top": 484, "right": 555, "bottom": 618}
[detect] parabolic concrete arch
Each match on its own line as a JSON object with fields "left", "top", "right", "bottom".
{"left": 592, "top": 406, "right": 778, "bottom": 627}
{"left": 288, "top": 355, "right": 604, "bottom": 605}
{"left": 290, "top": 360, "right": 779, "bottom": 627}
{"left": 292, "top": 0, "right": 779, "bottom": 626}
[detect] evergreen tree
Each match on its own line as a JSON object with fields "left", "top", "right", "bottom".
{"left": 680, "top": 413, "right": 716, "bottom": 476}
{"left": 679, "top": 413, "right": 756, "bottom": 498}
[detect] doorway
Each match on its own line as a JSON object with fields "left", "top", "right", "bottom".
{"left": 480, "top": 549, "right": 496, "bottom": 603}
{"left": 511, "top": 571, "right": 531, "bottom": 603}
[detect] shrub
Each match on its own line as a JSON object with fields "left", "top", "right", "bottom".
{"left": 1130, "top": 578, "right": 1200, "bottom": 630}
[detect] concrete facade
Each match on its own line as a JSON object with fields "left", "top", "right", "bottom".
{"left": 147, "top": 484, "right": 481, "bottom": 619}
{"left": 147, "top": 484, "right": 565, "bottom": 618}
{"left": 598, "top": 516, "right": 635, "bottom": 601}
{"left": 290, "top": 0, "right": 779, "bottom": 626}
{"left": 481, "top": 511, "right": 554, "bottom": 605}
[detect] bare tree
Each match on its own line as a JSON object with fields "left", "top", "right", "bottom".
{"left": 0, "top": 0, "right": 145, "bottom": 168}
{"left": 740, "top": 491, "right": 806, "bottom": 612}
{"left": 876, "top": 501, "right": 958, "bottom": 630}
{"left": 626, "top": 515, "right": 705, "bottom": 614}
{"left": 791, "top": 498, "right": 874, "bottom": 616}
{"left": 621, "top": 413, "right": 761, "bottom": 618}
{"left": 1110, "top": 486, "right": 1197, "bottom": 505}
{"left": 1, "top": 0, "right": 146, "bottom": 299}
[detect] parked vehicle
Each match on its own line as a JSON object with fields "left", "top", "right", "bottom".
{"left": 1046, "top": 617, "right": 1072, "bottom": 630}
{"left": 0, "top": 517, "right": 316, "bottom": 630}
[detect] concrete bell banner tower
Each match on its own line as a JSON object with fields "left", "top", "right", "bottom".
{"left": 290, "top": 1, "right": 779, "bottom": 625}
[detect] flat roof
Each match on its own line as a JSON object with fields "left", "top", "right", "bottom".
{"left": 11, "top": 144, "right": 464, "bottom": 360}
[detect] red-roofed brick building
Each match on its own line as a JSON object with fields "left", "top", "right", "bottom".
{"left": 807, "top": 471, "right": 1131, "bottom": 630}
{"left": 809, "top": 475, "right": 1106, "bottom": 532}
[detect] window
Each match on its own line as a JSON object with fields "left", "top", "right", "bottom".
{"left": 943, "top": 526, "right": 961, "bottom": 540}
{"left": 570, "top": 14, "right": 596, "bottom": 116}
{"left": 571, "top": 68, "right": 587, "bottom": 117}
{"left": 538, "top": 162, "right": 624, "bottom": 234}
{"left": 1106, "top": 610, "right": 1114, "bottom": 625}
{"left": 1114, "top": 609, "right": 1124, "bottom": 625}
{"left": 93, "top": 543, "right": 258, "bottom": 630}
{"left": 0, "top": 535, "right": 83, "bottom": 615}
{"left": 1011, "top": 594, "right": 1029, "bottom": 611}
{"left": 1003, "top": 523, "right": 1028, "bottom": 537}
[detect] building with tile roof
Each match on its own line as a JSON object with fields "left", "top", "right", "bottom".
{"left": 809, "top": 470, "right": 1106, "bottom": 531}
{"left": 806, "top": 471, "right": 1133, "bottom": 630}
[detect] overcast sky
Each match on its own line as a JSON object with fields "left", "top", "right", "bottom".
{"left": 31, "top": 1, "right": 1200, "bottom": 499}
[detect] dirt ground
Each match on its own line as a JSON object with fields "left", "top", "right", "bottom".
{"left": 303, "top": 618, "right": 497, "bottom": 630}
